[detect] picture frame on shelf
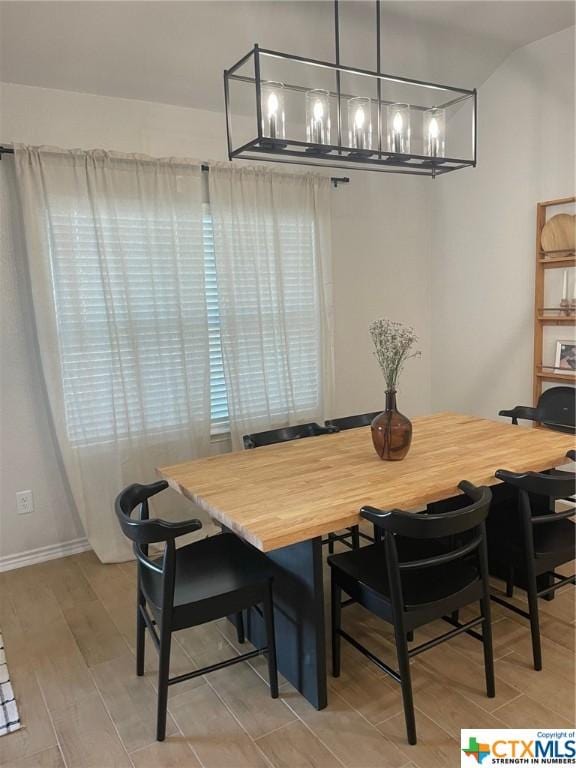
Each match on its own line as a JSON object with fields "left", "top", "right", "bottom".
{"left": 554, "top": 340, "right": 576, "bottom": 371}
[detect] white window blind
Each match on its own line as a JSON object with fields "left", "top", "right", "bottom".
{"left": 49, "top": 203, "right": 229, "bottom": 444}
{"left": 216, "top": 216, "right": 321, "bottom": 420}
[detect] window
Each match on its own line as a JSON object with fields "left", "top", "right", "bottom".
{"left": 44, "top": 166, "right": 328, "bottom": 449}
{"left": 49, "top": 202, "right": 229, "bottom": 445}
{"left": 213, "top": 215, "right": 322, "bottom": 422}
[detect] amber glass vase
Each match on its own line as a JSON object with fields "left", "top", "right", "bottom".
{"left": 371, "top": 390, "right": 412, "bottom": 461}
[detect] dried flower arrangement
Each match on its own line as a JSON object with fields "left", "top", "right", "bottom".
{"left": 369, "top": 318, "right": 421, "bottom": 392}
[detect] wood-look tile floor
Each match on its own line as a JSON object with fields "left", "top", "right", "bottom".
{"left": 0, "top": 548, "right": 574, "bottom": 768}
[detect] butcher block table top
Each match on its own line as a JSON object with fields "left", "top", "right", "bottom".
{"left": 158, "top": 412, "right": 574, "bottom": 552}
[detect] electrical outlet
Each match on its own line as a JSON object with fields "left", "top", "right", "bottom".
{"left": 16, "top": 490, "right": 34, "bottom": 515}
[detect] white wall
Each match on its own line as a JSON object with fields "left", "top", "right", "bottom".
{"left": 331, "top": 171, "right": 432, "bottom": 418}
{"left": 431, "top": 27, "right": 575, "bottom": 418}
{"left": 0, "top": 82, "right": 433, "bottom": 559}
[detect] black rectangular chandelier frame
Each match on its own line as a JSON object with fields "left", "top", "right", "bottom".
{"left": 223, "top": 1, "right": 477, "bottom": 177}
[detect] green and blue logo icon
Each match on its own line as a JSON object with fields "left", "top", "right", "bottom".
{"left": 462, "top": 736, "right": 491, "bottom": 764}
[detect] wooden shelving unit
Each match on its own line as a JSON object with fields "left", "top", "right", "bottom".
{"left": 533, "top": 196, "right": 576, "bottom": 404}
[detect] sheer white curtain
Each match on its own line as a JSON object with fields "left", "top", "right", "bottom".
{"left": 14, "top": 146, "right": 212, "bottom": 562}
{"left": 209, "top": 165, "right": 334, "bottom": 449}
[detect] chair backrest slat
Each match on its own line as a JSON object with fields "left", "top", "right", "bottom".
{"left": 399, "top": 534, "right": 483, "bottom": 570}
{"left": 495, "top": 468, "right": 576, "bottom": 504}
{"left": 243, "top": 422, "right": 336, "bottom": 449}
{"left": 532, "top": 508, "right": 575, "bottom": 524}
{"left": 325, "top": 412, "right": 381, "bottom": 431}
{"left": 361, "top": 482, "right": 491, "bottom": 540}
{"left": 135, "top": 547, "right": 164, "bottom": 574}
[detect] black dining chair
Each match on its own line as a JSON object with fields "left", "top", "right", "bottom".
{"left": 499, "top": 386, "right": 575, "bottom": 434}
{"left": 488, "top": 459, "right": 575, "bottom": 671}
{"left": 115, "top": 480, "right": 278, "bottom": 741}
{"left": 323, "top": 412, "right": 382, "bottom": 550}
{"left": 329, "top": 481, "right": 495, "bottom": 745}
{"left": 242, "top": 422, "right": 362, "bottom": 552}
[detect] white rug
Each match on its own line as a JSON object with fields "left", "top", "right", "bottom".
{"left": 0, "top": 631, "right": 21, "bottom": 736}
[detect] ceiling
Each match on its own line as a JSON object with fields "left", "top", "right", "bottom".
{"left": 1, "top": 1, "right": 574, "bottom": 113}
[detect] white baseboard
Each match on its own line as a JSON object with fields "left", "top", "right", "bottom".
{"left": 0, "top": 537, "right": 91, "bottom": 572}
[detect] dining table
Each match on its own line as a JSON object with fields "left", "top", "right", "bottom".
{"left": 158, "top": 411, "right": 574, "bottom": 710}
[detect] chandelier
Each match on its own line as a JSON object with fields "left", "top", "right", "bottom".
{"left": 224, "top": 1, "right": 477, "bottom": 177}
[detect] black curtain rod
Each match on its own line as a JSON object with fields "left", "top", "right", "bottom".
{"left": 0, "top": 145, "right": 350, "bottom": 187}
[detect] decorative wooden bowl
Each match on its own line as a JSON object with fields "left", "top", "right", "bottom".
{"left": 541, "top": 213, "right": 575, "bottom": 255}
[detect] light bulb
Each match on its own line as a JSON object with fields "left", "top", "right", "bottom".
{"left": 387, "top": 104, "right": 410, "bottom": 153}
{"left": 306, "top": 90, "right": 330, "bottom": 144}
{"left": 354, "top": 107, "right": 365, "bottom": 129}
{"left": 267, "top": 92, "right": 278, "bottom": 117}
{"left": 423, "top": 108, "right": 444, "bottom": 157}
